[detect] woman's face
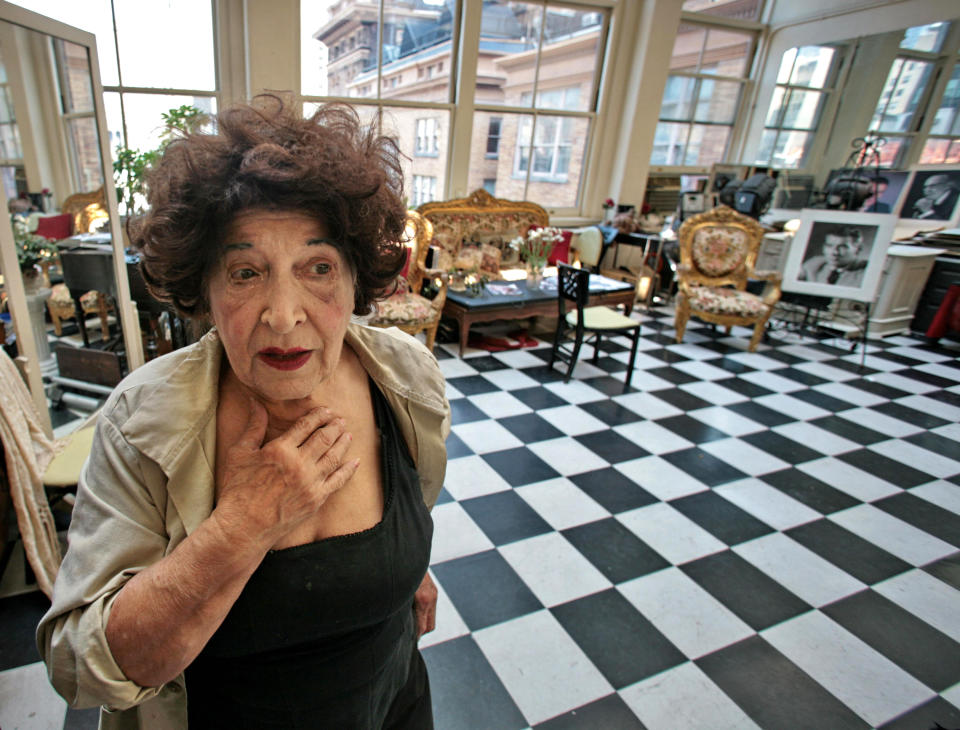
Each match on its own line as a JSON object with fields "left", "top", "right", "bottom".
{"left": 207, "top": 209, "right": 355, "bottom": 404}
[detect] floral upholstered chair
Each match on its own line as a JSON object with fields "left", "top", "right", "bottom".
{"left": 674, "top": 205, "right": 781, "bottom": 352}
{"left": 369, "top": 211, "right": 447, "bottom": 351}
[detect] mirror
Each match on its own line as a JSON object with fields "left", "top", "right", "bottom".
{"left": 0, "top": 0, "right": 142, "bottom": 435}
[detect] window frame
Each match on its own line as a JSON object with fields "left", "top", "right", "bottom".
{"left": 299, "top": 0, "right": 615, "bottom": 216}
{"left": 757, "top": 44, "right": 842, "bottom": 170}
{"left": 651, "top": 13, "right": 761, "bottom": 169}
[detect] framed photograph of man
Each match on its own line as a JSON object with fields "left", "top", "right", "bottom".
{"left": 895, "top": 166, "right": 960, "bottom": 225}
{"left": 781, "top": 209, "right": 897, "bottom": 302}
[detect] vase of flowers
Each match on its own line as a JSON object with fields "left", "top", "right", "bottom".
{"left": 512, "top": 226, "right": 564, "bottom": 290}
{"left": 11, "top": 215, "right": 57, "bottom": 293}
{"left": 602, "top": 197, "right": 616, "bottom": 224}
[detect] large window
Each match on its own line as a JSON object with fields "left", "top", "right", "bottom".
{"left": 756, "top": 45, "right": 837, "bottom": 169}
{"left": 301, "top": 0, "right": 455, "bottom": 209}
{"left": 651, "top": 9, "right": 757, "bottom": 167}
{"left": 0, "top": 47, "right": 22, "bottom": 201}
{"left": 868, "top": 23, "right": 949, "bottom": 167}
{"left": 466, "top": 1, "right": 608, "bottom": 209}
{"left": 54, "top": 39, "right": 102, "bottom": 192}
{"left": 302, "top": 0, "right": 611, "bottom": 212}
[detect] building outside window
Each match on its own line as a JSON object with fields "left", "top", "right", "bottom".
{"left": 756, "top": 45, "right": 838, "bottom": 169}
{"left": 651, "top": 11, "right": 758, "bottom": 167}
{"left": 868, "top": 22, "right": 950, "bottom": 167}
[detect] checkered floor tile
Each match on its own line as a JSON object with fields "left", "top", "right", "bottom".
{"left": 2, "top": 307, "right": 960, "bottom": 729}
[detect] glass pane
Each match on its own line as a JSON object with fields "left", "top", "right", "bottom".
{"left": 682, "top": 0, "right": 762, "bottom": 21}
{"left": 770, "top": 130, "right": 813, "bottom": 168}
{"left": 113, "top": 0, "right": 215, "bottom": 90}
{"left": 920, "top": 137, "right": 950, "bottom": 164}
{"left": 946, "top": 140, "right": 960, "bottom": 165}
{"left": 780, "top": 89, "right": 824, "bottom": 130}
{"left": 900, "top": 22, "right": 948, "bottom": 53}
{"left": 701, "top": 28, "right": 752, "bottom": 78}
{"left": 468, "top": 111, "right": 533, "bottom": 200}
{"left": 651, "top": 121, "right": 689, "bottom": 165}
{"left": 381, "top": 0, "right": 454, "bottom": 102}
{"left": 0, "top": 122, "right": 22, "bottom": 159}
{"left": 537, "top": 6, "right": 602, "bottom": 112}
{"left": 791, "top": 46, "right": 836, "bottom": 88}
{"left": 478, "top": 1, "right": 543, "bottom": 108}
{"left": 765, "top": 86, "right": 786, "bottom": 127}
{"left": 57, "top": 40, "right": 94, "bottom": 114}
{"left": 103, "top": 90, "right": 124, "bottom": 151}
{"left": 755, "top": 129, "right": 777, "bottom": 164}
{"left": 877, "top": 136, "right": 906, "bottom": 167}
{"left": 929, "top": 63, "right": 960, "bottom": 136}
{"left": 660, "top": 75, "right": 696, "bottom": 121}
{"left": 877, "top": 59, "right": 932, "bottom": 133}
{"left": 776, "top": 48, "right": 797, "bottom": 85}
{"left": 695, "top": 79, "right": 740, "bottom": 124}
{"left": 0, "top": 87, "right": 14, "bottom": 123}
{"left": 871, "top": 59, "right": 903, "bottom": 130}
{"left": 305, "top": 1, "right": 376, "bottom": 98}
{"left": 379, "top": 106, "right": 449, "bottom": 205}
{"left": 115, "top": 93, "right": 216, "bottom": 154}
{"left": 11, "top": 0, "right": 119, "bottom": 86}
{"left": 526, "top": 115, "right": 588, "bottom": 207}
{"left": 684, "top": 124, "right": 730, "bottom": 166}
{"left": 66, "top": 117, "right": 104, "bottom": 191}
{"left": 671, "top": 23, "right": 705, "bottom": 73}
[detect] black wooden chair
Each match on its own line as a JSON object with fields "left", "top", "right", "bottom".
{"left": 549, "top": 263, "right": 641, "bottom": 392}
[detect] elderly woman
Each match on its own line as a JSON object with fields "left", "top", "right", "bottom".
{"left": 37, "top": 99, "right": 449, "bottom": 729}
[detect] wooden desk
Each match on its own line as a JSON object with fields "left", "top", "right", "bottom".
{"left": 443, "top": 274, "right": 635, "bottom": 356}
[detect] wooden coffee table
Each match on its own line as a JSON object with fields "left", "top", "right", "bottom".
{"left": 443, "top": 273, "right": 636, "bottom": 356}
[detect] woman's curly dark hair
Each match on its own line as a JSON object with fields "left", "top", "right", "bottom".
{"left": 129, "top": 96, "right": 408, "bottom": 318}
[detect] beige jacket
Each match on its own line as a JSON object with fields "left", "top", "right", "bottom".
{"left": 37, "top": 324, "right": 450, "bottom": 729}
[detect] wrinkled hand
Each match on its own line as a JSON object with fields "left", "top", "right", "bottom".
{"left": 413, "top": 572, "right": 438, "bottom": 638}
{"left": 213, "top": 399, "right": 357, "bottom": 549}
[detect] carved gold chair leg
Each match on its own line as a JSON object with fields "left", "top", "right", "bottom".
{"left": 674, "top": 299, "right": 690, "bottom": 345}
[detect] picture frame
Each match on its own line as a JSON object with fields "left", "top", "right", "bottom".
{"left": 781, "top": 209, "right": 897, "bottom": 303}
{"left": 894, "top": 165, "right": 960, "bottom": 225}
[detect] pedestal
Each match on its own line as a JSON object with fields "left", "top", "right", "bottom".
{"left": 24, "top": 287, "right": 56, "bottom": 374}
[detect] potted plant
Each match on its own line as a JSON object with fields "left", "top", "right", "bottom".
{"left": 11, "top": 215, "right": 58, "bottom": 293}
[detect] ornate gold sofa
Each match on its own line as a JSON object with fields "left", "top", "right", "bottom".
{"left": 416, "top": 189, "right": 550, "bottom": 272}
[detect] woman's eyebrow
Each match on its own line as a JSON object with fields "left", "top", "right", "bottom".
{"left": 224, "top": 242, "right": 252, "bottom": 251}
{"left": 307, "top": 237, "right": 339, "bottom": 246}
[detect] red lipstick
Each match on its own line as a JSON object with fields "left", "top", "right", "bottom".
{"left": 258, "top": 347, "right": 312, "bottom": 371}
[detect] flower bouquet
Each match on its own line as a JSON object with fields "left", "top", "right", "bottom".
{"left": 12, "top": 215, "right": 57, "bottom": 271}
{"left": 511, "top": 226, "right": 564, "bottom": 289}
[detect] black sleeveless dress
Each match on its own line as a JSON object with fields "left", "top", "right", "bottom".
{"left": 184, "top": 381, "right": 435, "bottom": 729}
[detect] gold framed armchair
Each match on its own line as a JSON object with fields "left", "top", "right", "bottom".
{"left": 674, "top": 205, "right": 781, "bottom": 352}
{"left": 368, "top": 211, "right": 448, "bottom": 351}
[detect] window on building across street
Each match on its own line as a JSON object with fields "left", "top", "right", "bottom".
{"left": 756, "top": 45, "right": 838, "bottom": 169}
{"left": 651, "top": 15, "right": 757, "bottom": 167}
{"left": 486, "top": 117, "right": 502, "bottom": 158}
{"left": 868, "top": 23, "right": 949, "bottom": 167}
{"left": 412, "top": 174, "right": 437, "bottom": 206}
{"left": 415, "top": 118, "right": 439, "bottom": 156}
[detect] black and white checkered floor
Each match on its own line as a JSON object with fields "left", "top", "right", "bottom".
{"left": 2, "top": 307, "right": 960, "bottom": 729}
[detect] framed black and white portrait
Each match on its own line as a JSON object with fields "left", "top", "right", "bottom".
{"left": 781, "top": 209, "right": 897, "bottom": 302}
{"left": 895, "top": 166, "right": 960, "bottom": 225}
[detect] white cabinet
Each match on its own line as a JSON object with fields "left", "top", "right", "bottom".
{"left": 868, "top": 245, "right": 945, "bottom": 337}
{"left": 756, "top": 232, "right": 790, "bottom": 273}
